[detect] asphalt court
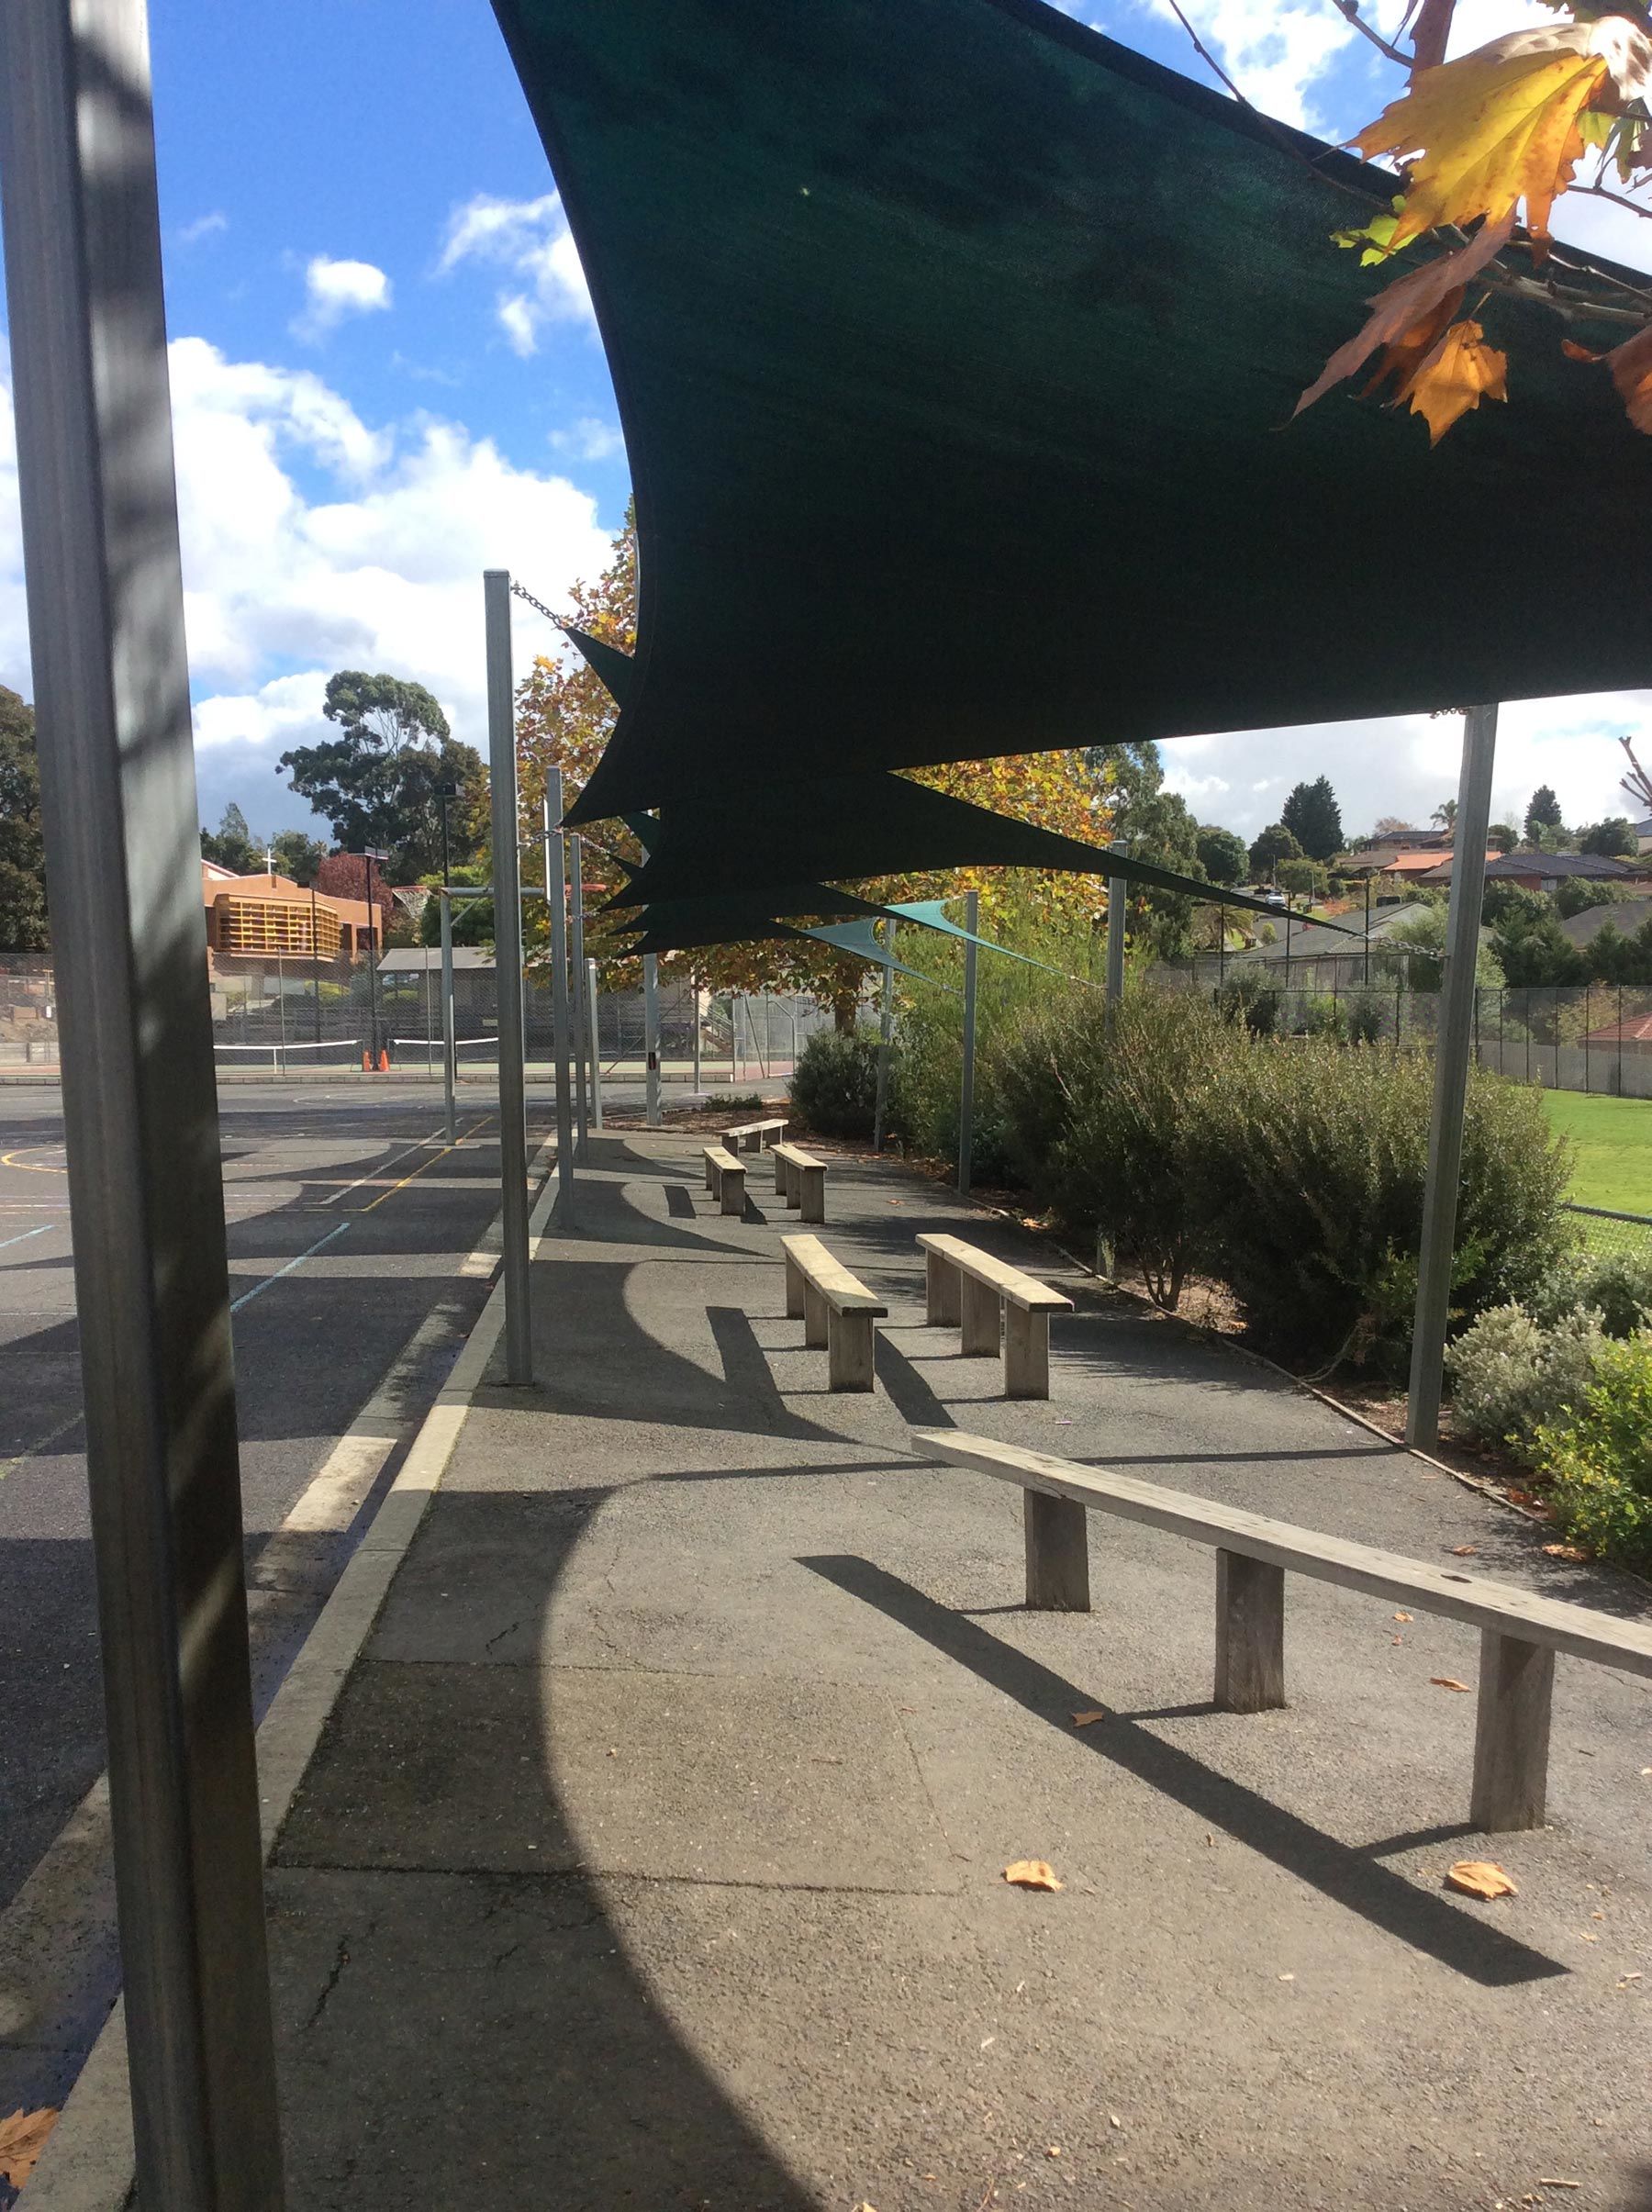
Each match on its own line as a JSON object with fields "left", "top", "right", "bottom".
{"left": 0, "top": 1079, "right": 551, "bottom": 2114}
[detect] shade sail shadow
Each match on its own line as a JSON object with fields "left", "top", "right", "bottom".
{"left": 273, "top": 1483, "right": 819, "bottom": 2208}
{"left": 798, "top": 1555, "right": 1564, "bottom": 1989}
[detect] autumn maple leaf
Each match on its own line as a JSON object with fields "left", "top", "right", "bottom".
{"left": 1295, "top": 211, "right": 1512, "bottom": 418}
{"left": 1566, "top": 322, "right": 1652, "bottom": 432}
{"left": 1355, "top": 19, "right": 1652, "bottom": 251}
{"left": 1401, "top": 318, "right": 1509, "bottom": 441}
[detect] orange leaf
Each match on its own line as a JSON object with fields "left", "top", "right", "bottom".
{"left": 1446, "top": 1859, "right": 1518, "bottom": 1899}
{"left": 1354, "top": 29, "right": 1616, "bottom": 251}
{"left": 1070, "top": 1709, "right": 1109, "bottom": 1727}
{"left": 1004, "top": 1859, "right": 1064, "bottom": 1892}
{"left": 1401, "top": 318, "right": 1509, "bottom": 443}
{"left": 1602, "top": 323, "right": 1652, "bottom": 434}
{"left": 0, "top": 2106, "right": 60, "bottom": 2189}
{"left": 1295, "top": 213, "right": 1512, "bottom": 418}
{"left": 1431, "top": 1676, "right": 1471, "bottom": 1692}
{"left": 1451, "top": 1544, "right": 1478, "bottom": 1557}
{"left": 1393, "top": 1612, "right": 1413, "bottom": 1622}
{"left": 1543, "top": 1540, "right": 1591, "bottom": 1561}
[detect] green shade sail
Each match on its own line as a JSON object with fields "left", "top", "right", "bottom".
{"left": 496, "top": 0, "right": 1652, "bottom": 832}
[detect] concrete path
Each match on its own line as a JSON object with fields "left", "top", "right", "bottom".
{"left": 264, "top": 1133, "right": 1652, "bottom": 2212}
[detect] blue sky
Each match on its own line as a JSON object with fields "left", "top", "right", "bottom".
{"left": 2, "top": 0, "right": 1650, "bottom": 849}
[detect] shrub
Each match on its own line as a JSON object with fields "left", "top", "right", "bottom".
{"left": 1525, "top": 1247, "right": 1652, "bottom": 1340}
{"left": 1217, "top": 969, "right": 1281, "bottom": 1035}
{"left": 1188, "top": 1044, "right": 1572, "bottom": 1373}
{"left": 1343, "top": 990, "right": 1389, "bottom": 1045}
{"left": 1532, "top": 1334, "right": 1652, "bottom": 1570}
{"left": 1446, "top": 1302, "right": 1606, "bottom": 1462}
{"left": 789, "top": 1028, "right": 882, "bottom": 1138}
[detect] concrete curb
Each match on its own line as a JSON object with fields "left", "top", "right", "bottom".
{"left": 20, "top": 1142, "right": 561, "bottom": 2210}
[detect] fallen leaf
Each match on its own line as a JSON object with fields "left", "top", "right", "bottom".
{"left": 1003, "top": 1859, "right": 1063, "bottom": 1892}
{"left": 1110, "top": 2114, "right": 1123, "bottom": 2128}
{"left": 1431, "top": 1676, "right": 1472, "bottom": 1693}
{"left": 1350, "top": 26, "right": 1644, "bottom": 250}
{"left": 0, "top": 2106, "right": 60, "bottom": 2189}
{"left": 1451, "top": 1544, "right": 1479, "bottom": 1557}
{"left": 1045, "top": 2146, "right": 1062, "bottom": 2158}
{"left": 1446, "top": 1859, "right": 1519, "bottom": 1899}
{"left": 1543, "top": 1542, "right": 1591, "bottom": 1561}
{"left": 1505, "top": 1488, "right": 1535, "bottom": 1506}
{"left": 1394, "top": 1612, "right": 1412, "bottom": 1622}
{"left": 1537, "top": 2183, "right": 1582, "bottom": 2192}
{"left": 1579, "top": 1929, "right": 1600, "bottom": 1942}
{"left": 1071, "top": 1709, "right": 1109, "bottom": 1727}
{"left": 1618, "top": 1972, "right": 1643, "bottom": 1985}
{"left": 1278, "top": 1972, "right": 1296, "bottom": 1982}
{"left": 1295, "top": 212, "right": 1513, "bottom": 418}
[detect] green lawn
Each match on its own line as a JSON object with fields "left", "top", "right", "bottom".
{"left": 1541, "top": 1090, "right": 1652, "bottom": 1216}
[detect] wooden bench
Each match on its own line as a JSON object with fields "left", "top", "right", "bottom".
{"left": 702, "top": 1145, "right": 746, "bottom": 1216}
{"left": 782, "top": 1234, "right": 887, "bottom": 1391}
{"left": 724, "top": 1116, "right": 787, "bottom": 1156}
{"left": 909, "top": 1427, "right": 1652, "bottom": 1833}
{"left": 772, "top": 1141, "right": 828, "bottom": 1223}
{"left": 916, "top": 1234, "right": 1075, "bottom": 1398}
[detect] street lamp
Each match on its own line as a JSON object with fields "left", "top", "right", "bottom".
{"left": 356, "top": 846, "right": 390, "bottom": 1064}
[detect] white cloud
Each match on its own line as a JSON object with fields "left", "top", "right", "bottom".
{"left": 1131, "top": 0, "right": 1356, "bottom": 128}
{"left": 293, "top": 254, "right": 393, "bottom": 341}
{"left": 550, "top": 416, "right": 626, "bottom": 463}
{"left": 0, "top": 340, "right": 616, "bottom": 820}
{"left": 437, "top": 192, "right": 595, "bottom": 355}
{"left": 177, "top": 211, "right": 229, "bottom": 246}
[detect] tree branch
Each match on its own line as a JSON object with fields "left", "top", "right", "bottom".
{"left": 1324, "top": 0, "right": 1412, "bottom": 67}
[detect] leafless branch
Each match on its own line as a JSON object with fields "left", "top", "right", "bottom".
{"left": 1325, "top": 0, "right": 1412, "bottom": 67}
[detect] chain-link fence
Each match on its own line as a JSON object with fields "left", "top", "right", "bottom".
{"left": 0, "top": 951, "right": 833, "bottom": 1087}
{"left": 1563, "top": 1201, "right": 1652, "bottom": 1262}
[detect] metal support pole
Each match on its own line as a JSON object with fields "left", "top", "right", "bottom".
{"left": 874, "top": 921, "right": 896, "bottom": 1151}
{"left": 543, "top": 781, "right": 575, "bottom": 1222}
{"left": 1407, "top": 702, "right": 1499, "bottom": 1448}
{"left": 485, "top": 568, "right": 531, "bottom": 1382}
{"left": 439, "top": 888, "right": 456, "bottom": 1143}
{"left": 643, "top": 953, "right": 662, "bottom": 1125}
{"left": 693, "top": 972, "right": 703, "bottom": 1092}
{"left": 0, "top": 4, "right": 285, "bottom": 2203}
{"left": 1104, "top": 855, "right": 1128, "bottom": 1027}
{"left": 958, "top": 888, "right": 979, "bottom": 1196}
{"left": 569, "top": 832, "right": 589, "bottom": 1155}
{"left": 587, "top": 956, "right": 604, "bottom": 1129}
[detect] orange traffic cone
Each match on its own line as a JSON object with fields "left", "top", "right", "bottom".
{"left": 377, "top": 1048, "right": 391, "bottom": 1072}
{"left": 362, "top": 1049, "right": 371, "bottom": 1072}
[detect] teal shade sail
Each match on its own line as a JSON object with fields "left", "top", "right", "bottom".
{"left": 494, "top": 0, "right": 1652, "bottom": 832}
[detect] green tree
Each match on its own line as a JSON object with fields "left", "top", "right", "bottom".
{"left": 1248, "top": 821, "right": 1301, "bottom": 880}
{"left": 278, "top": 672, "right": 484, "bottom": 884}
{"left": 1279, "top": 776, "right": 1343, "bottom": 862}
{"left": 1085, "top": 742, "right": 1205, "bottom": 955}
{"left": 1488, "top": 821, "right": 1519, "bottom": 855}
{"left": 1525, "top": 785, "right": 1564, "bottom": 842}
{"left": 270, "top": 830, "right": 328, "bottom": 885}
{"left": 1275, "top": 856, "right": 1328, "bottom": 900}
{"left": 0, "top": 689, "right": 50, "bottom": 951}
{"left": 1492, "top": 906, "right": 1585, "bottom": 988}
{"left": 200, "top": 802, "right": 261, "bottom": 874}
{"left": 1431, "top": 797, "right": 1457, "bottom": 832}
{"left": 1555, "top": 877, "right": 1622, "bottom": 922}
{"left": 1578, "top": 817, "right": 1637, "bottom": 860}
{"left": 1195, "top": 824, "right": 1247, "bottom": 886}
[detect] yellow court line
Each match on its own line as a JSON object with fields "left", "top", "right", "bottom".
{"left": 0, "top": 1145, "right": 67, "bottom": 1174}
{"left": 352, "top": 1114, "right": 495, "bottom": 1215}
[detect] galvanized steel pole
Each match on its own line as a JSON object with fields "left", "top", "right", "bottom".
{"left": 874, "top": 921, "right": 896, "bottom": 1151}
{"left": 439, "top": 889, "right": 457, "bottom": 1143}
{"left": 643, "top": 953, "right": 662, "bottom": 1124}
{"left": 543, "top": 779, "right": 575, "bottom": 1221}
{"left": 1407, "top": 703, "right": 1499, "bottom": 1447}
{"left": 958, "top": 888, "right": 979, "bottom": 1196}
{"left": 587, "top": 956, "right": 605, "bottom": 1129}
{"left": 569, "top": 832, "right": 589, "bottom": 1155}
{"left": 0, "top": 3, "right": 285, "bottom": 2203}
{"left": 485, "top": 569, "right": 531, "bottom": 1382}
{"left": 1105, "top": 852, "right": 1128, "bottom": 1022}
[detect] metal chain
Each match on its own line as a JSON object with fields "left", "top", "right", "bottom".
{"left": 508, "top": 577, "right": 564, "bottom": 629}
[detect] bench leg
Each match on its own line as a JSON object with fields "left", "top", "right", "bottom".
{"left": 1003, "top": 1305, "right": 1050, "bottom": 1398}
{"left": 925, "top": 1249, "right": 960, "bottom": 1326}
{"left": 724, "top": 1132, "right": 740, "bottom": 1156}
{"left": 798, "top": 1166, "right": 826, "bottom": 1224}
{"left": 719, "top": 1171, "right": 745, "bottom": 1217}
{"left": 774, "top": 1150, "right": 788, "bottom": 1195}
{"left": 1213, "top": 1551, "right": 1285, "bottom": 1713}
{"left": 742, "top": 1129, "right": 762, "bottom": 1154}
{"left": 784, "top": 1156, "right": 801, "bottom": 1209}
{"left": 828, "top": 1310, "right": 876, "bottom": 1392}
{"left": 1023, "top": 1491, "right": 1089, "bottom": 1611}
{"left": 784, "top": 1246, "right": 806, "bottom": 1320}
{"left": 960, "top": 1272, "right": 1000, "bottom": 1357}
{"left": 705, "top": 1156, "right": 718, "bottom": 1190}
{"left": 1470, "top": 1627, "right": 1554, "bottom": 1833}
{"left": 803, "top": 1279, "right": 829, "bottom": 1349}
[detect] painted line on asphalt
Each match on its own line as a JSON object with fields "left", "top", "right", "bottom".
{"left": 311, "top": 1123, "right": 454, "bottom": 1210}
{"left": 351, "top": 1113, "right": 493, "bottom": 1214}
{"left": 229, "top": 1222, "right": 350, "bottom": 1314}
{"left": 0, "top": 1410, "right": 84, "bottom": 1485}
{"left": 0, "top": 1223, "right": 52, "bottom": 1249}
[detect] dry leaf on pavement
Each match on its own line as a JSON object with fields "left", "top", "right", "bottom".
{"left": 1450, "top": 1544, "right": 1479, "bottom": 1557}
{"left": 1394, "top": 1612, "right": 1412, "bottom": 1622}
{"left": 1446, "top": 1860, "right": 1518, "bottom": 1899}
{"left": 1070, "top": 1709, "right": 1108, "bottom": 1727}
{"left": 1004, "top": 1859, "right": 1064, "bottom": 1892}
{"left": 1431, "top": 1676, "right": 1471, "bottom": 1693}
{"left": 1543, "top": 1542, "right": 1590, "bottom": 1562}
{"left": 0, "top": 2106, "right": 60, "bottom": 2188}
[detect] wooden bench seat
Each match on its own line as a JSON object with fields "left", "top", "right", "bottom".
{"left": 782, "top": 1233, "right": 887, "bottom": 1391}
{"left": 909, "top": 1426, "right": 1652, "bottom": 1833}
{"left": 724, "top": 1116, "right": 787, "bottom": 1156}
{"left": 703, "top": 1145, "right": 746, "bottom": 1216}
{"left": 772, "top": 1141, "right": 828, "bottom": 1223}
{"left": 916, "top": 1233, "right": 1074, "bottom": 1398}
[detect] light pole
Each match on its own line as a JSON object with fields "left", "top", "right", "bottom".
{"left": 357, "top": 847, "right": 389, "bottom": 1066}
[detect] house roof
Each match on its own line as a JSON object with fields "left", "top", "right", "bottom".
{"left": 375, "top": 947, "right": 497, "bottom": 973}
{"left": 1584, "top": 1014, "right": 1652, "bottom": 1045}
{"left": 1233, "top": 901, "right": 1427, "bottom": 964}
{"left": 1384, "top": 851, "right": 1495, "bottom": 877}
{"left": 1475, "top": 852, "right": 1642, "bottom": 881}
{"left": 1557, "top": 899, "right": 1652, "bottom": 947}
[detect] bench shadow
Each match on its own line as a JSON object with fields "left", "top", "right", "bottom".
{"left": 798, "top": 1555, "right": 1567, "bottom": 1991}
{"left": 873, "top": 1333, "right": 957, "bottom": 1429}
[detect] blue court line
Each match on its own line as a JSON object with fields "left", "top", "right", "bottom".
{"left": 0, "top": 1224, "right": 50, "bottom": 1253}
{"left": 230, "top": 1222, "right": 350, "bottom": 1313}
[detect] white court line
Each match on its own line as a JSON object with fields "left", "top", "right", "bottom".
{"left": 312, "top": 1124, "right": 452, "bottom": 1210}
{"left": 0, "top": 1223, "right": 54, "bottom": 1246}
{"left": 229, "top": 1223, "right": 349, "bottom": 1313}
